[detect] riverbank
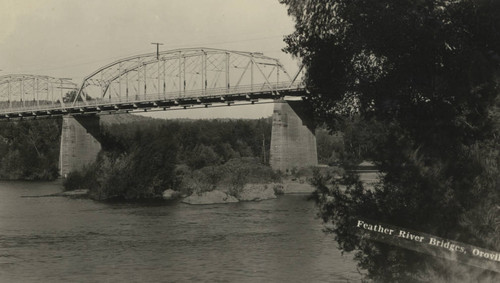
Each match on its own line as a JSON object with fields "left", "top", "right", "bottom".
{"left": 53, "top": 178, "right": 316, "bottom": 204}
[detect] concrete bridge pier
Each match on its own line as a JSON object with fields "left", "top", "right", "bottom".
{"left": 59, "top": 115, "right": 102, "bottom": 178}
{"left": 270, "top": 100, "right": 318, "bottom": 173}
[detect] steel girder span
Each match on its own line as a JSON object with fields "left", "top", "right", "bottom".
{"left": 74, "top": 48, "right": 299, "bottom": 107}
{"left": 0, "top": 74, "right": 77, "bottom": 113}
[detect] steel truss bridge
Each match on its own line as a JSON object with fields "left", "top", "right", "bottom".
{"left": 0, "top": 48, "right": 305, "bottom": 120}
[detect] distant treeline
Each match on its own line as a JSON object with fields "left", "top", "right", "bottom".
{"left": 0, "top": 114, "right": 346, "bottom": 199}
{"left": 0, "top": 118, "right": 61, "bottom": 180}
{"left": 100, "top": 117, "right": 273, "bottom": 168}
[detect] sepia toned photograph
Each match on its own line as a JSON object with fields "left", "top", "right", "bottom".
{"left": 0, "top": 1, "right": 499, "bottom": 282}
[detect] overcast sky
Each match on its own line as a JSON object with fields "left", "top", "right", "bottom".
{"left": 0, "top": 0, "right": 298, "bottom": 119}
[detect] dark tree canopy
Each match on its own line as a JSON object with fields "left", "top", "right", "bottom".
{"left": 281, "top": 0, "right": 500, "bottom": 281}
{"left": 0, "top": 119, "right": 61, "bottom": 180}
{"left": 283, "top": 0, "right": 499, "bottom": 138}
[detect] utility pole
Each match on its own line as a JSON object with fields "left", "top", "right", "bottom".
{"left": 151, "top": 42, "right": 163, "bottom": 60}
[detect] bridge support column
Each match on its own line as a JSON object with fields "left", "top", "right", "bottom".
{"left": 59, "top": 115, "right": 102, "bottom": 178}
{"left": 270, "top": 100, "right": 318, "bottom": 172}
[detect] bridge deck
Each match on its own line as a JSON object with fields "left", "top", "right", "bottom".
{"left": 0, "top": 82, "right": 305, "bottom": 119}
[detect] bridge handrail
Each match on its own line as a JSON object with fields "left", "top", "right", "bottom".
{"left": 72, "top": 81, "right": 303, "bottom": 108}
{"left": 0, "top": 81, "right": 304, "bottom": 115}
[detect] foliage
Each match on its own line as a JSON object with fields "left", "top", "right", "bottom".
{"left": 282, "top": 0, "right": 500, "bottom": 281}
{"left": 176, "top": 157, "right": 280, "bottom": 198}
{"left": 63, "top": 90, "right": 89, "bottom": 103}
{"left": 65, "top": 121, "right": 179, "bottom": 200}
{"left": 0, "top": 118, "right": 61, "bottom": 180}
{"left": 315, "top": 126, "right": 343, "bottom": 166}
{"left": 99, "top": 117, "right": 272, "bottom": 166}
{"left": 64, "top": 117, "right": 275, "bottom": 200}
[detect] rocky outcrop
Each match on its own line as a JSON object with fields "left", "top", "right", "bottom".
{"left": 182, "top": 190, "right": 239, "bottom": 205}
{"left": 238, "top": 183, "right": 278, "bottom": 201}
{"left": 180, "top": 181, "right": 315, "bottom": 205}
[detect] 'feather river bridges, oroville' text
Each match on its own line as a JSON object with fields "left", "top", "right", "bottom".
{"left": 356, "top": 219, "right": 500, "bottom": 272}
{"left": 357, "top": 220, "right": 466, "bottom": 254}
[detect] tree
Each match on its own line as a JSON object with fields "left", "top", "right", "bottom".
{"left": 0, "top": 119, "right": 61, "bottom": 180}
{"left": 63, "top": 90, "right": 78, "bottom": 103}
{"left": 281, "top": 0, "right": 500, "bottom": 281}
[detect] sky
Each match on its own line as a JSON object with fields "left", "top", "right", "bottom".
{"left": 0, "top": 0, "right": 298, "bottom": 119}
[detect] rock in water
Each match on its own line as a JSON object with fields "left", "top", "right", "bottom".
{"left": 283, "top": 182, "right": 315, "bottom": 194}
{"left": 162, "top": 189, "right": 181, "bottom": 200}
{"left": 238, "top": 184, "right": 277, "bottom": 201}
{"left": 182, "top": 190, "right": 239, "bottom": 205}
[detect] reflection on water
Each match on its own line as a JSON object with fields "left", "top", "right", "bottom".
{"left": 0, "top": 181, "right": 361, "bottom": 282}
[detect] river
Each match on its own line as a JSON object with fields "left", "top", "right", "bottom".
{"left": 0, "top": 181, "right": 362, "bottom": 282}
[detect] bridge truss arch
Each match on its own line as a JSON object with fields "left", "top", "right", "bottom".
{"left": 0, "top": 74, "right": 77, "bottom": 114}
{"left": 75, "top": 47, "right": 298, "bottom": 106}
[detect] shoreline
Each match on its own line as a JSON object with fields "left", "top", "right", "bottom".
{"left": 43, "top": 180, "right": 316, "bottom": 204}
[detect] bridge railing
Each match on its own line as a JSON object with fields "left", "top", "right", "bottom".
{"left": 0, "top": 101, "right": 72, "bottom": 115}
{"left": 0, "top": 81, "right": 304, "bottom": 115}
{"left": 73, "top": 81, "right": 303, "bottom": 107}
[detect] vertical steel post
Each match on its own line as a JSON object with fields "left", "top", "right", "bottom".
{"left": 126, "top": 70, "right": 129, "bottom": 102}
{"left": 183, "top": 56, "right": 186, "bottom": 97}
{"left": 101, "top": 71, "right": 106, "bottom": 100}
{"left": 276, "top": 62, "right": 279, "bottom": 87}
{"left": 157, "top": 58, "right": 160, "bottom": 97}
{"left": 60, "top": 80, "right": 64, "bottom": 107}
{"left": 47, "top": 80, "right": 51, "bottom": 106}
{"left": 202, "top": 51, "right": 206, "bottom": 95}
{"left": 137, "top": 66, "right": 141, "bottom": 100}
{"left": 144, "top": 63, "right": 147, "bottom": 99}
{"left": 225, "top": 52, "right": 230, "bottom": 93}
{"left": 251, "top": 57, "right": 254, "bottom": 91}
{"left": 178, "top": 51, "right": 182, "bottom": 96}
{"left": 51, "top": 81, "right": 54, "bottom": 106}
{"left": 118, "top": 63, "right": 122, "bottom": 99}
{"left": 33, "top": 77, "right": 37, "bottom": 107}
{"left": 163, "top": 60, "right": 166, "bottom": 97}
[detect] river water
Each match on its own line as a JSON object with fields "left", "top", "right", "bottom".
{"left": 0, "top": 181, "right": 362, "bottom": 282}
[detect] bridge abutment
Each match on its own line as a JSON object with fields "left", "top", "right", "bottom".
{"left": 59, "top": 115, "right": 102, "bottom": 178}
{"left": 270, "top": 100, "right": 318, "bottom": 172}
